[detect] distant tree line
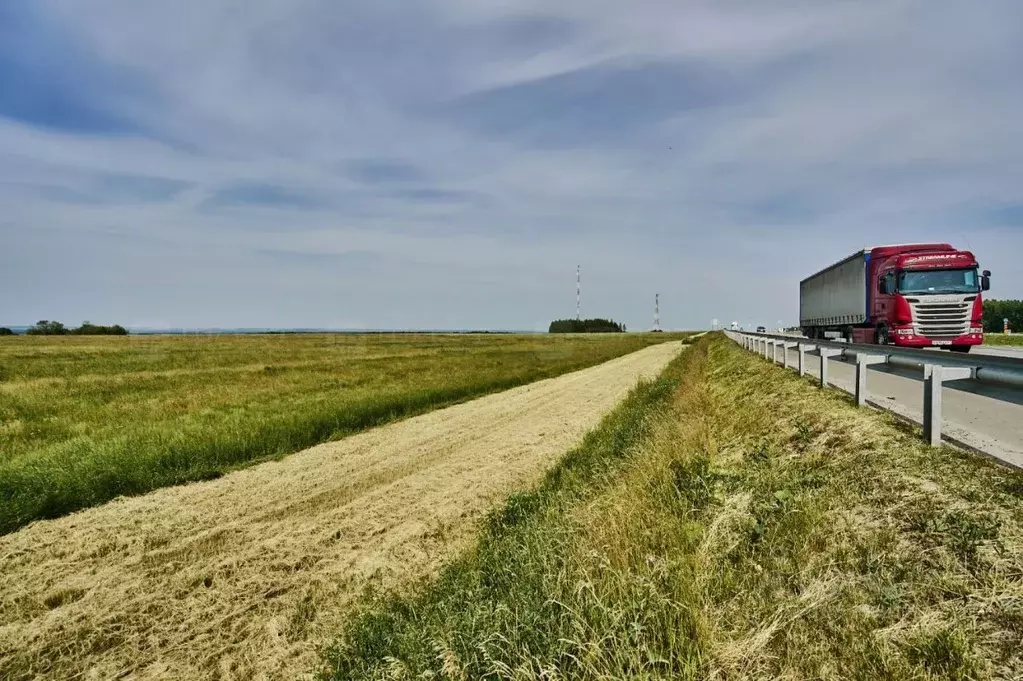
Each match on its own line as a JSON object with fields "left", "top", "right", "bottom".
{"left": 983, "top": 300, "right": 1023, "bottom": 334}
{"left": 24, "top": 320, "right": 128, "bottom": 336}
{"left": 0, "top": 327, "right": 14, "bottom": 336}
{"left": 549, "top": 318, "right": 625, "bottom": 333}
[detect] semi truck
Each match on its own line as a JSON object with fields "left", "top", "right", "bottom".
{"left": 799, "top": 243, "right": 990, "bottom": 352}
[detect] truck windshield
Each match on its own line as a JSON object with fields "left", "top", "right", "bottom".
{"left": 898, "top": 268, "right": 978, "bottom": 294}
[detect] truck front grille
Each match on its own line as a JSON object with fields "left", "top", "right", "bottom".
{"left": 908, "top": 297, "right": 973, "bottom": 338}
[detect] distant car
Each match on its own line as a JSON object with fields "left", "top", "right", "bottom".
{"left": 756, "top": 326, "right": 767, "bottom": 333}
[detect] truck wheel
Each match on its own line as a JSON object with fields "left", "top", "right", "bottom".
{"left": 844, "top": 328, "right": 855, "bottom": 344}
{"left": 875, "top": 326, "right": 891, "bottom": 346}
{"left": 949, "top": 345, "right": 971, "bottom": 353}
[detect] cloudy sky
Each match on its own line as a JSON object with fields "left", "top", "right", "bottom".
{"left": 2, "top": 1, "right": 1021, "bottom": 331}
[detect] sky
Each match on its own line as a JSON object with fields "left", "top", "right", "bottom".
{"left": 1, "top": 1, "right": 1022, "bottom": 331}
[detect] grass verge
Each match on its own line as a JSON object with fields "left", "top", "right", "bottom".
{"left": 0, "top": 333, "right": 683, "bottom": 534}
{"left": 320, "top": 334, "right": 1023, "bottom": 680}
{"left": 984, "top": 334, "right": 1023, "bottom": 347}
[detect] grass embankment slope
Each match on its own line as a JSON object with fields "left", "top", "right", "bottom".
{"left": 323, "top": 334, "right": 1023, "bottom": 680}
{"left": 0, "top": 332, "right": 684, "bottom": 534}
{"left": 985, "top": 334, "right": 1023, "bottom": 347}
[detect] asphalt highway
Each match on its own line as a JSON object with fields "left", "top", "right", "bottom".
{"left": 971, "top": 344, "right": 1023, "bottom": 359}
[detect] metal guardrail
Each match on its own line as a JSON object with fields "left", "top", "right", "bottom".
{"left": 724, "top": 331, "right": 1023, "bottom": 448}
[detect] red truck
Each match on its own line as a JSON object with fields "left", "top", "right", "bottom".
{"left": 799, "top": 244, "right": 991, "bottom": 352}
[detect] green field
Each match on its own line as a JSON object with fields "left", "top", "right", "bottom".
{"left": 985, "top": 334, "right": 1023, "bottom": 347}
{"left": 323, "top": 335, "right": 1023, "bottom": 679}
{"left": 0, "top": 332, "right": 684, "bottom": 534}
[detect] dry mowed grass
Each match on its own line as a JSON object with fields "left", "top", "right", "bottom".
{"left": 0, "top": 341, "right": 685, "bottom": 681}
{"left": 0, "top": 332, "right": 683, "bottom": 534}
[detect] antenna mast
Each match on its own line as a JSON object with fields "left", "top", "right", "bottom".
{"left": 576, "top": 265, "right": 581, "bottom": 321}
{"left": 654, "top": 293, "right": 660, "bottom": 332}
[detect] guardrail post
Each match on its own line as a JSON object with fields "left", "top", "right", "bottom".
{"left": 922, "top": 364, "right": 973, "bottom": 447}
{"left": 923, "top": 365, "right": 937, "bottom": 446}
{"left": 855, "top": 354, "right": 887, "bottom": 407}
{"left": 783, "top": 342, "right": 797, "bottom": 369}
{"left": 798, "top": 344, "right": 816, "bottom": 376}
{"left": 816, "top": 348, "right": 842, "bottom": 388}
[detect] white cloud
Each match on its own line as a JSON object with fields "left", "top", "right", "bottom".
{"left": 1, "top": 1, "right": 1021, "bottom": 329}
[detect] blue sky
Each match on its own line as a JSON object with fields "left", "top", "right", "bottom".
{"left": 1, "top": 1, "right": 1021, "bottom": 330}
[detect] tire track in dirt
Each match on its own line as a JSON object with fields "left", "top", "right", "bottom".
{"left": 0, "top": 341, "right": 682, "bottom": 680}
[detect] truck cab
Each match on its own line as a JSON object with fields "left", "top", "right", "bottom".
{"left": 869, "top": 244, "right": 989, "bottom": 352}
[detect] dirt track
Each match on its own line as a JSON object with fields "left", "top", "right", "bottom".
{"left": 0, "top": 341, "right": 682, "bottom": 680}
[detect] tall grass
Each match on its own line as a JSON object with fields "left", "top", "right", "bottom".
{"left": 0, "top": 332, "right": 684, "bottom": 534}
{"left": 321, "top": 335, "right": 1023, "bottom": 679}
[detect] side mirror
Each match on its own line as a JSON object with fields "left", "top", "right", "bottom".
{"left": 878, "top": 276, "right": 887, "bottom": 295}
{"left": 982, "top": 275, "right": 991, "bottom": 291}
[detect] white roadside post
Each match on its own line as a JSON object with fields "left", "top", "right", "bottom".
{"left": 922, "top": 364, "right": 973, "bottom": 447}
{"left": 855, "top": 354, "right": 887, "bottom": 407}
{"left": 815, "top": 347, "right": 842, "bottom": 388}
{"left": 798, "top": 344, "right": 816, "bottom": 377}
{"left": 783, "top": 342, "right": 797, "bottom": 370}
